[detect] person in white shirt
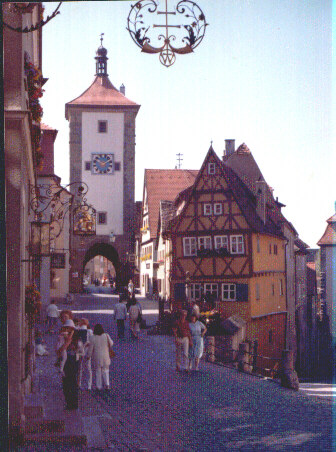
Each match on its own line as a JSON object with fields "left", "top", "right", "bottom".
{"left": 46, "top": 300, "right": 59, "bottom": 333}
{"left": 114, "top": 298, "right": 127, "bottom": 339}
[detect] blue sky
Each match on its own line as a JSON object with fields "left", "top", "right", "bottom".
{"left": 41, "top": 0, "right": 334, "bottom": 248}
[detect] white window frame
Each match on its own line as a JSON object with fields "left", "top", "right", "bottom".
{"left": 198, "top": 236, "right": 212, "bottom": 250}
{"left": 208, "top": 163, "right": 216, "bottom": 174}
{"left": 280, "top": 279, "right": 284, "bottom": 296}
{"left": 204, "top": 283, "right": 218, "bottom": 298}
{"left": 222, "top": 283, "right": 236, "bottom": 301}
{"left": 203, "top": 203, "right": 212, "bottom": 216}
{"left": 183, "top": 237, "right": 197, "bottom": 256}
{"left": 214, "top": 203, "right": 222, "bottom": 215}
{"left": 214, "top": 235, "right": 229, "bottom": 250}
{"left": 256, "top": 283, "right": 260, "bottom": 300}
{"left": 230, "top": 235, "right": 244, "bottom": 254}
{"left": 190, "top": 283, "right": 202, "bottom": 301}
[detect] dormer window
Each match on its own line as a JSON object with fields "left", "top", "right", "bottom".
{"left": 208, "top": 163, "right": 216, "bottom": 175}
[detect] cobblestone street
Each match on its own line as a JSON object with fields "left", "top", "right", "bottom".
{"left": 20, "top": 294, "right": 334, "bottom": 451}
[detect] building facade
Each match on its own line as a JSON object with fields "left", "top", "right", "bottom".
{"left": 4, "top": 2, "right": 44, "bottom": 442}
{"left": 65, "top": 41, "right": 140, "bottom": 291}
{"left": 168, "top": 146, "right": 288, "bottom": 360}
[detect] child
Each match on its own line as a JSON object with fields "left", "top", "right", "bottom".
{"left": 35, "top": 330, "right": 48, "bottom": 356}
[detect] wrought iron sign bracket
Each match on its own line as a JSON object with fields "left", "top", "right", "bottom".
{"left": 4, "top": 2, "right": 62, "bottom": 33}
{"left": 127, "top": 0, "right": 208, "bottom": 67}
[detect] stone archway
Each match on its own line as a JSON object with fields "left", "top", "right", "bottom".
{"left": 83, "top": 242, "right": 120, "bottom": 289}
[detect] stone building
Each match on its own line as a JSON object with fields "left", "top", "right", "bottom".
{"left": 4, "top": 2, "right": 44, "bottom": 443}
{"left": 65, "top": 40, "right": 140, "bottom": 291}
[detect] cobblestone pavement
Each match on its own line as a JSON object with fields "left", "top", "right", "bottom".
{"left": 21, "top": 294, "right": 334, "bottom": 451}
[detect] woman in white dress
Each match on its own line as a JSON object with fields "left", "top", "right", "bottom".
{"left": 188, "top": 314, "right": 207, "bottom": 371}
{"left": 87, "top": 324, "right": 113, "bottom": 390}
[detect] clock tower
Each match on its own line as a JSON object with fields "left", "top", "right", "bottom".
{"left": 65, "top": 39, "right": 140, "bottom": 292}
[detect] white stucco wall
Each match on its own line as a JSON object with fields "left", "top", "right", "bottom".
{"left": 82, "top": 111, "right": 124, "bottom": 235}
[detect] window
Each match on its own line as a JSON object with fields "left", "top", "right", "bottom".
{"left": 230, "top": 235, "right": 244, "bottom": 254}
{"left": 222, "top": 283, "right": 236, "bottom": 301}
{"left": 98, "top": 212, "right": 107, "bottom": 224}
{"left": 198, "top": 236, "right": 212, "bottom": 250}
{"left": 85, "top": 161, "right": 91, "bottom": 171}
{"left": 98, "top": 120, "right": 107, "bottom": 133}
{"left": 269, "top": 244, "right": 272, "bottom": 254}
{"left": 274, "top": 244, "right": 278, "bottom": 255}
{"left": 256, "top": 283, "right": 260, "bottom": 300}
{"left": 183, "top": 237, "right": 197, "bottom": 256}
{"left": 214, "top": 235, "right": 229, "bottom": 250}
{"left": 280, "top": 279, "right": 284, "bottom": 296}
{"left": 208, "top": 163, "right": 216, "bottom": 174}
{"left": 257, "top": 236, "right": 260, "bottom": 253}
{"left": 204, "top": 283, "right": 218, "bottom": 298}
{"left": 115, "top": 162, "right": 121, "bottom": 171}
{"left": 272, "top": 283, "right": 275, "bottom": 296}
{"left": 190, "top": 283, "right": 202, "bottom": 301}
{"left": 214, "top": 203, "right": 222, "bottom": 215}
{"left": 204, "top": 203, "right": 212, "bottom": 215}
{"left": 51, "top": 253, "right": 66, "bottom": 269}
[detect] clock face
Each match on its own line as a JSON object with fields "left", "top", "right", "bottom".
{"left": 91, "top": 153, "right": 114, "bottom": 175}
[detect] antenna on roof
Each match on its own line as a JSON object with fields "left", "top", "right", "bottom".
{"left": 176, "top": 153, "right": 183, "bottom": 169}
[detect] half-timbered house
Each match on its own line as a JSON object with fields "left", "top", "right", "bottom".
{"left": 140, "top": 169, "right": 198, "bottom": 297}
{"left": 168, "top": 145, "right": 288, "bottom": 359}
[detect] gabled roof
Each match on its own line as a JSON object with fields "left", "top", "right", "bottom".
{"left": 318, "top": 214, "right": 336, "bottom": 246}
{"left": 168, "top": 146, "right": 284, "bottom": 237}
{"left": 224, "top": 143, "right": 297, "bottom": 235}
{"left": 65, "top": 75, "right": 140, "bottom": 119}
{"left": 144, "top": 169, "right": 198, "bottom": 241}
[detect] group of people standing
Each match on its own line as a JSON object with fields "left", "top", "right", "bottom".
{"left": 47, "top": 307, "right": 114, "bottom": 411}
{"left": 172, "top": 308, "right": 207, "bottom": 372}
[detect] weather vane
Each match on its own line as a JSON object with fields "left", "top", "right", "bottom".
{"left": 127, "top": 0, "right": 208, "bottom": 67}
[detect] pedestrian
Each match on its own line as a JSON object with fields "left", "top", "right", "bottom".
{"left": 56, "top": 320, "right": 84, "bottom": 410}
{"left": 172, "top": 310, "right": 193, "bottom": 372}
{"left": 46, "top": 300, "right": 59, "bottom": 333}
{"left": 188, "top": 313, "right": 207, "bottom": 371}
{"left": 87, "top": 324, "right": 114, "bottom": 390}
{"left": 128, "top": 297, "right": 141, "bottom": 339}
{"left": 114, "top": 296, "right": 127, "bottom": 339}
{"left": 60, "top": 309, "right": 73, "bottom": 324}
{"left": 127, "top": 279, "right": 134, "bottom": 299}
{"left": 78, "top": 318, "right": 93, "bottom": 390}
{"left": 191, "top": 302, "right": 200, "bottom": 319}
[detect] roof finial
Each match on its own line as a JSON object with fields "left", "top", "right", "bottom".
{"left": 100, "top": 32, "right": 104, "bottom": 46}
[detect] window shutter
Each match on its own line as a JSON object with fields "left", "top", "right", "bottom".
{"left": 236, "top": 284, "right": 248, "bottom": 302}
{"left": 174, "top": 283, "right": 186, "bottom": 301}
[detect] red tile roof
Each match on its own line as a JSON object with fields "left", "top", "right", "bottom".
{"left": 41, "top": 123, "right": 57, "bottom": 131}
{"left": 145, "top": 169, "right": 198, "bottom": 240}
{"left": 317, "top": 219, "right": 336, "bottom": 246}
{"left": 65, "top": 76, "right": 140, "bottom": 118}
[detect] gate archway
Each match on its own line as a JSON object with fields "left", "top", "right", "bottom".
{"left": 83, "top": 242, "right": 120, "bottom": 288}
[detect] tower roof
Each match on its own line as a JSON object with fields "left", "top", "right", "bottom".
{"left": 65, "top": 75, "right": 140, "bottom": 119}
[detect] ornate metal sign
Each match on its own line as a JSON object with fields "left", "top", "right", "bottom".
{"left": 127, "top": 0, "right": 208, "bottom": 67}
{"left": 30, "top": 181, "right": 96, "bottom": 242}
{"left": 4, "top": 2, "right": 62, "bottom": 33}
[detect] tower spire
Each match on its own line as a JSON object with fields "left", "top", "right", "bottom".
{"left": 95, "top": 34, "right": 108, "bottom": 76}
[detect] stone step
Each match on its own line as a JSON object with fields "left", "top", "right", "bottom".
{"left": 24, "top": 418, "right": 65, "bottom": 434}
{"left": 22, "top": 431, "right": 87, "bottom": 447}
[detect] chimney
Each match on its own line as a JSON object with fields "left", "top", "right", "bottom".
{"left": 223, "top": 139, "right": 235, "bottom": 160}
{"left": 255, "top": 180, "right": 267, "bottom": 224}
{"left": 120, "top": 84, "right": 125, "bottom": 95}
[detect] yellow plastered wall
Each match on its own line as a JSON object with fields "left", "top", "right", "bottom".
{"left": 252, "top": 234, "right": 285, "bottom": 272}
{"left": 250, "top": 274, "right": 286, "bottom": 318}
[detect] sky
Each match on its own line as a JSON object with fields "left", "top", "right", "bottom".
{"left": 41, "top": 0, "right": 334, "bottom": 248}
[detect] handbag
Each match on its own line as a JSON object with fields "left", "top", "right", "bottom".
{"left": 106, "top": 334, "right": 115, "bottom": 358}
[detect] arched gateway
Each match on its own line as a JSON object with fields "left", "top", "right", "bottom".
{"left": 69, "top": 236, "right": 132, "bottom": 293}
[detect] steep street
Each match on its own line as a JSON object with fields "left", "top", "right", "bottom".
{"left": 21, "top": 294, "right": 333, "bottom": 451}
